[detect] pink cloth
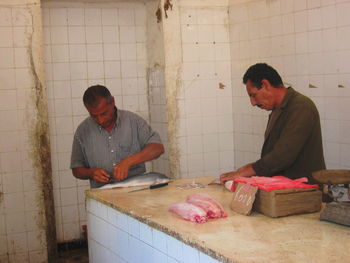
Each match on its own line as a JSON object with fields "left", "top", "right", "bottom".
{"left": 232, "top": 176, "right": 318, "bottom": 192}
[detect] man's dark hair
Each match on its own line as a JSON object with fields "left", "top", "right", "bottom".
{"left": 243, "top": 63, "right": 283, "bottom": 89}
{"left": 83, "top": 85, "right": 113, "bottom": 107}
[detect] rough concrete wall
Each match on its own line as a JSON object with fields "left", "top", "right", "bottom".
{"left": 146, "top": 0, "right": 182, "bottom": 178}
{"left": 160, "top": 0, "right": 183, "bottom": 178}
{"left": 28, "top": 2, "right": 57, "bottom": 260}
{"left": 0, "top": 0, "right": 56, "bottom": 261}
{"left": 146, "top": 1, "right": 169, "bottom": 175}
{"left": 146, "top": 1, "right": 165, "bottom": 68}
{"left": 150, "top": 0, "right": 231, "bottom": 179}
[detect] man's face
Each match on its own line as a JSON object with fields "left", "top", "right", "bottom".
{"left": 246, "top": 79, "right": 275, "bottom": 111}
{"left": 86, "top": 97, "right": 116, "bottom": 129}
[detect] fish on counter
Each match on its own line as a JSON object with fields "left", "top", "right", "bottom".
{"left": 169, "top": 193, "right": 227, "bottom": 223}
{"left": 168, "top": 202, "right": 208, "bottom": 223}
{"left": 98, "top": 172, "right": 170, "bottom": 190}
{"left": 187, "top": 193, "right": 228, "bottom": 218}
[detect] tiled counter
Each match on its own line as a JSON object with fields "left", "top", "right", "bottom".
{"left": 87, "top": 198, "right": 218, "bottom": 263}
{"left": 86, "top": 177, "right": 350, "bottom": 263}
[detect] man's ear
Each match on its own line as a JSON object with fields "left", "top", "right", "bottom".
{"left": 261, "top": 79, "right": 272, "bottom": 90}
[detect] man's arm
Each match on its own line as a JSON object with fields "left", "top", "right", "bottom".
{"left": 72, "top": 167, "right": 111, "bottom": 183}
{"left": 113, "top": 143, "right": 164, "bottom": 181}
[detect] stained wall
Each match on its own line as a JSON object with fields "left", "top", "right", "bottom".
{"left": 0, "top": 0, "right": 54, "bottom": 262}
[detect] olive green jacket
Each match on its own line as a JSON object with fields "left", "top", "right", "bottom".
{"left": 252, "top": 88, "right": 326, "bottom": 183}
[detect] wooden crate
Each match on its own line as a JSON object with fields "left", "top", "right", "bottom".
{"left": 253, "top": 188, "right": 322, "bottom": 217}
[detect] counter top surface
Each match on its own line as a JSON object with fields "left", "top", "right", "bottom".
{"left": 86, "top": 176, "right": 350, "bottom": 263}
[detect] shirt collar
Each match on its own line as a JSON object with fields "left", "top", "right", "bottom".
{"left": 114, "top": 107, "right": 120, "bottom": 128}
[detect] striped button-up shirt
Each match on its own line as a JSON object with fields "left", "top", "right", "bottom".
{"left": 70, "top": 108, "right": 162, "bottom": 188}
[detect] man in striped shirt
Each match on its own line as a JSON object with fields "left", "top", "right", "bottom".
{"left": 70, "top": 85, "right": 164, "bottom": 188}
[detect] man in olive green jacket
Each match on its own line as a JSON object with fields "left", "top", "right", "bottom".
{"left": 220, "top": 63, "right": 325, "bottom": 184}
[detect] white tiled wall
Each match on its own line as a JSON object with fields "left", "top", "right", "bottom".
{"left": 2, "top": 1, "right": 349, "bottom": 259}
{"left": 0, "top": 3, "right": 48, "bottom": 263}
{"left": 42, "top": 4, "right": 151, "bottom": 242}
{"left": 149, "top": 68, "right": 170, "bottom": 175}
{"left": 229, "top": 0, "right": 350, "bottom": 170}
{"left": 86, "top": 198, "right": 219, "bottom": 263}
{"left": 179, "top": 7, "right": 234, "bottom": 178}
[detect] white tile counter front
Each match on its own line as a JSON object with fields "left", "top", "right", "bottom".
{"left": 86, "top": 177, "right": 350, "bottom": 263}
{"left": 87, "top": 198, "right": 217, "bottom": 263}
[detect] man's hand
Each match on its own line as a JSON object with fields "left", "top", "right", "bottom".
{"left": 112, "top": 143, "right": 164, "bottom": 181}
{"left": 91, "top": 168, "right": 111, "bottom": 183}
{"left": 237, "top": 162, "right": 253, "bottom": 172}
{"left": 219, "top": 163, "right": 256, "bottom": 184}
{"left": 113, "top": 160, "right": 131, "bottom": 181}
{"left": 220, "top": 171, "right": 240, "bottom": 184}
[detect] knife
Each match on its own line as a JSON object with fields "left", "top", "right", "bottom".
{"left": 128, "top": 182, "right": 169, "bottom": 193}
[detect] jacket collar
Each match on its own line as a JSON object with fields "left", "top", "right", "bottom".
{"left": 279, "top": 87, "right": 295, "bottom": 109}
{"left": 264, "top": 87, "right": 294, "bottom": 139}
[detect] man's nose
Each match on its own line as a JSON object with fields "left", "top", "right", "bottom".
{"left": 250, "top": 97, "right": 257, "bottom": 106}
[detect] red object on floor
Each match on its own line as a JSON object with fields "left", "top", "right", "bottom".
{"left": 82, "top": 225, "right": 87, "bottom": 241}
